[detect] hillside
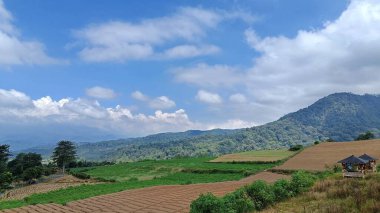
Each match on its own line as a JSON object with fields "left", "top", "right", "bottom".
{"left": 20, "top": 93, "right": 380, "bottom": 161}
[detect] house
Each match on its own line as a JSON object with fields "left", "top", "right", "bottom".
{"left": 337, "top": 154, "right": 377, "bottom": 178}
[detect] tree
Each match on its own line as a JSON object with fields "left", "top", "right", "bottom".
{"left": 52, "top": 141, "right": 76, "bottom": 174}
{"left": 0, "top": 144, "right": 12, "bottom": 192}
{"left": 8, "top": 152, "right": 42, "bottom": 179}
{"left": 356, "top": 131, "right": 375, "bottom": 141}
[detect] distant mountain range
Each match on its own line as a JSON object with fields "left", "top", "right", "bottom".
{"left": 16, "top": 93, "right": 380, "bottom": 161}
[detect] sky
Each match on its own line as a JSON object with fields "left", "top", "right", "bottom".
{"left": 2, "top": 0, "right": 380, "bottom": 148}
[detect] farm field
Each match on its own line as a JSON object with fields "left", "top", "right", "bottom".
{"left": 71, "top": 157, "right": 276, "bottom": 181}
{"left": 0, "top": 157, "right": 278, "bottom": 210}
{"left": 210, "top": 149, "right": 295, "bottom": 163}
{"left": 1, "top": 172, "right": 289, "bottom": 213}
{"left": 275, "top": 139, "right": 380, "bottom": 171}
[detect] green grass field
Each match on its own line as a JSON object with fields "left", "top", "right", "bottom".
{"left": 0, "top": 157, "right": 278, "bottom": 210}
{"left": 210, "top": 150, "right": 295, "bottom": 163}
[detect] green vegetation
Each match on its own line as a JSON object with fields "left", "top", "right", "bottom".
{"left": 211, "top": 149, "right": 295, "bottom": 163}
{"left": 190, "top": 171, "right": 319, "bottom": 213}
{"left": 0, "top": 156, "right": 277, "bottom": 210}
{"left": 356, "top": 131, "right": 375, "bottom": 141}
{"left": 70, "top": 157, "right": 276, "bottom": 182}
{"left": 52, "top": 140, "right": 76, "bottom": 173}
{"left": 268, "top": 173, "right": 380, "bottom": 212}
{"left": 288, "top": 145, "right": 303, "bottom": 151}
{"left": 0, "top": 144, "right": 12, "bottom": 192}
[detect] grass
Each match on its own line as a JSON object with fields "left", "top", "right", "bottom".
{"left": 0, "top": 156, "right": 278, "bottom": 210}
{"left": 264, "top": 173, "right": 380, "bottom": 212}
{"left": 210, "top": 150, "right": 295, "bottom": 163}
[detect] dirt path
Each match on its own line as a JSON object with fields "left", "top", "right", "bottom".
{"left": 1, "top": 172, "right": 288, "bottom": 213}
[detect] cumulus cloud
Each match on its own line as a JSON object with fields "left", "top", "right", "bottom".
{"left": 0, "top": 0, "right": 60, "bottom": 66}
{"left": 131, "top": 91, "right": 176, "bottom": 110}
{"left": 171, "top": 0, "right": 380, "bottom": 124}
{"left": 149, "top": 96, "right": 176, "bottom": 109}
{"left": 0, "top": 88, "right": 193, "bottom": 137}
{"left": 242, "top": 0, "right": 380, "bottom": 120}
{"left": 196, "top": 90, "right": 222, "bottom": 104}
{"left": 173, "top": 63, "right": 245, "bottom": 88}
{"left": 131, "top": 91, "right": 149, "bottom": 101}
{"left": 85, "top": 86, "right": 117, "bottom": 99}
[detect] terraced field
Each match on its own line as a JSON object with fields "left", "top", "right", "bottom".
{"left": 1, "top": 172, "right": 289, "bottom": 213}
{"left": 275, "top": 139, "right": 380, "bottom": 171}
{"left": 210, "top": 150, "right": 295, "bottom": 163}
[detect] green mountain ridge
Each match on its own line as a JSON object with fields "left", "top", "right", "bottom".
{"left": 19, "top": 92, "right": 380, "bottom": 162}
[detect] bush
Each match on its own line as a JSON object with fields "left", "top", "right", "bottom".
{"left": 290, "top": 171, "right": 315, "bottom": 194}
{"left": 314, "top": 141, "right": 320, "bottom": 145}
{"left": 245, "top": 180, "right": 275, "bottom": 210}
{"left": 288, "top": 145, "right": 303, "bottom": 151}
{"left": 356, "top": 131, "right": 375, "bottom": 141}
{"left": 72, "top": 172, "right": 90, "bottom": 180}
{"left": 223, "top": 189, "right": 254, "bottom": 213}
{"left": 0, "top": 172, "right": 13, "bottom": 192}
{"left": 272, "top": 179, "right": 293, "bottom": 201}
{"left": 190, "top": 193, "right": 224, "bottom": 213}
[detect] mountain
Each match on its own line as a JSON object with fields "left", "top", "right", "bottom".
{"left": 18, "top": 93, "right": 380, "bottom": 162}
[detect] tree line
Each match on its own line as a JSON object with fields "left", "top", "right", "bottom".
{"left": 0, "top": 140, "right": 77, "bottom": 193}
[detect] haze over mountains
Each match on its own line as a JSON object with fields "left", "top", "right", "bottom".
{"left": 18, "top": 92, "right": 380, "bottom": 161}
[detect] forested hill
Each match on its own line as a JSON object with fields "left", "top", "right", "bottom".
{"left": 20, "top": 93, "right": 380, "bottom": 162}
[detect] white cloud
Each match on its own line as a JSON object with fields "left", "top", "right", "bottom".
{"left": 242, "top": 0, "right": 380, "bottom": 121}
{"left": 170, "top": 0, "right": 380, "bottom": 124}
{"left": 229, "top": 93, "right": 247, "bottom": 103}
{"left": 149, "top": 96, "right": 176, "bottom": 109}
{"left": 0, "top": 0, "right": 61, "bottom": 66}
{"left": 75, "top": 7, "right": 222, "bottom": 62}
{"left": 163, "top": 44, "right": 219, "bottom": 59}
{"left": 132, "top": 91, "right": 176, "bottom": 109}
{"left": 196, "top": 90, "right": 222, "bottom": 104}
{"left": 131, "top": 91, "right": 149, "bottom": 101}
{"left": 206, "top": 119, "right": 256, "bottom": 130}
{"left": 86, "top": 86, "right": 117, "bottom": 99}
{"left": 173, "top": 63, "right": 245, "bottom": 88}
{"left": 0, "top": 88, "right": 194, "bottom": 138}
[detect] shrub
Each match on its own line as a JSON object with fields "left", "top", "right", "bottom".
{"left": 190, "top": 193, "right": 224, "bottom": 213}
{"left": 314, "top": 141, "right": 320, "bottom": 145}
{"left": 272, "top": 179, "right": 293, "bottom": 201}
{"left": 290, "top": 171, "right": 315, "bottom": 194}
{"left": 288, "top": 145, "right": 303, "bottom": 151}
{"left": 72, "top": 172, "right": 91, "bottom": 180}
{"left": 245, "top": 180, "right": 275, "bottom": 210}
{"left": 223, "top": 189, "right": 254, "bottom": 213}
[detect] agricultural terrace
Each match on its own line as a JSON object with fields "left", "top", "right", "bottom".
{"left": 0, "top": 156, "right": 278, "bottom": 209}
{"left": 276, "top": 139, "right": 380, "bottom": 171}
{"left": 210, "top": 150, "right": 295, "bottom": 163}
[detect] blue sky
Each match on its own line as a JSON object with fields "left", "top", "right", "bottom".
{"left": 2, "top": 0, "right": 380, "bottom": 148}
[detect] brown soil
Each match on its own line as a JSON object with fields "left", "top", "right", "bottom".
{"left": 1, "top": 172, "right": 288, "bottom": 213}
{"left": 1, "top": 175, "right": 97, "bottom": 201}
{"left": 275, "top": 139, "right": 380, "bottom": 171}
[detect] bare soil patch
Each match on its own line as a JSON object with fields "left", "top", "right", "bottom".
{"left": 1, "top": 175, "right": 97, "bottom": 201}
{"left": 275, "top": 139, "right": 380, "bottom": 171}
